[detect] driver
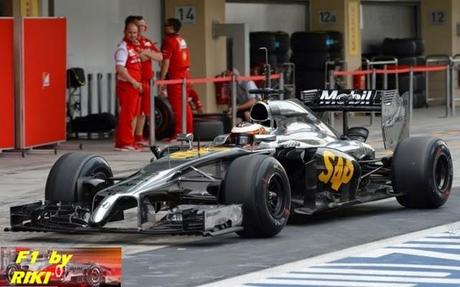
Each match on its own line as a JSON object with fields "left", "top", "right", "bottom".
{"left": 228, "top": 122, "right": 268, "bottom": 146}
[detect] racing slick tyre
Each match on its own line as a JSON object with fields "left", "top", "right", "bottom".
{"left": 274, "top": 31, "right": 290, "bottom": 53}
{"left": 154, "top": 96, "right": 175, "bottom": 140}
{"left": 45, "top": 153, "right": 113, "bottom": 205}
{"left": 291, "top": 52, "right": 330, "bottom": 70}
{"left": 250, "top": 32, "right": 276, "bottom": 52}
{"left": 6, "top": 264, "right": 20, "bottom": 282}
{"left": 223, "top": 155, "right": 291, "bottom": 238}
{"left": 393, "top": 136, "right": 453, "bottom": 209}
{"left": 85, "top": 265, "right": 103, "bottom": 287}
{"left": 291, "top": 31, "right": 342, "bottom": 53}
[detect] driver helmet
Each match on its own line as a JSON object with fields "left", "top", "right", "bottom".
{"left": 229, "top": 122, "right": 268, "bottom": 146}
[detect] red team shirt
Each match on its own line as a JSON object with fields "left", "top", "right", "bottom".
{"left": 162, "top": 33, "right": 191, "bottom": 75}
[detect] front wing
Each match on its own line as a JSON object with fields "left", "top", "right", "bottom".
{"left": 6, "top": 201, "right": 243, "bottom": 237}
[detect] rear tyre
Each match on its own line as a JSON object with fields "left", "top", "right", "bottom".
{"left": 45, "top": 153, "right": 113, "bottom": 205}
{"left": 393, "top": 137, "right": 453, "bottom": 208}
{"left": 223, "top": 155, "right": 291, "bottom": 238}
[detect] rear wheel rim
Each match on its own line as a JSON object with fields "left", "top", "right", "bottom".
{"left": 266, "top": 173, "right": 285, "bottom": 219}
{"left": 433, "top": 154, "right": 450, "bottom": 193}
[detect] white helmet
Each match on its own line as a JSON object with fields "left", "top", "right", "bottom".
{"left": 229, "top": 122, "right": 268, "bottom": 146}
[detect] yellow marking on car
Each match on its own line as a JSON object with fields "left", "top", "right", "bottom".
{"left": 318, "top": 150, "right": 354, "bottom": 191}
{"left": 170, "top": 147, "right": 230, "bottom": 160}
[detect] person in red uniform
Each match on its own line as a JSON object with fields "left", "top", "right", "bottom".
{"left": 133, "top": 16, "right": 163, "bottom": 146}
{"left": 160, "top": 18, "right": 194, "bottom": 139}
{"left": 114, "top": 18, "right": 143, "bottom": 151}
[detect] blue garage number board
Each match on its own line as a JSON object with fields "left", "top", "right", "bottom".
{"left": 176, "top": 6, "right": 196, "bottom": 24}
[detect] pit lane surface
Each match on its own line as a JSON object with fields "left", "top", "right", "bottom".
{"left": 1, "top": 106, "right": 460, "bottom": 286}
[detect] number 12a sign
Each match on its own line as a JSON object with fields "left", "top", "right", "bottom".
{"left": 175, "top": 6, "right": 196, "bottom": 24}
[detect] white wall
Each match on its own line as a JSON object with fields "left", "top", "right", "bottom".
{"left": 226, "top": 3, "right": 307, "bottom": 34}
{"left": 54, "top": 0, "right": 162, "bottom": 115}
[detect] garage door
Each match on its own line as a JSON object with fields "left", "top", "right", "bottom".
{"left": 361, "top": 3, "right": 418, "bottom": 57}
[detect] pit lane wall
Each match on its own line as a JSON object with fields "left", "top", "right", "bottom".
{"left": 0, "top": 18, "right": 14, "bottom": 151}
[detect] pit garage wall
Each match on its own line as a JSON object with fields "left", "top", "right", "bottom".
{"left": 53, "top": 0, "right": 162, "bottom": 115}
{"left": 310, "top": 0, "right": 362, "bottom": 85}
{"left": 421, "top": 0, "right": 454, "bottom": 104}
{"left": 165, "top": 0, "right": 226, "bottom": 113}
{"left": 225, "top": 3, "right": 307, "bottom": 34}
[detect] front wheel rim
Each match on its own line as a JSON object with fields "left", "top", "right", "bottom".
{"left": 266, "top": 173, "right": 286, "bottom": 218}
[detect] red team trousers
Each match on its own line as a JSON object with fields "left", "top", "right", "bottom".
{"left": 115, "top": 80, "right": 141, "bottom": 147}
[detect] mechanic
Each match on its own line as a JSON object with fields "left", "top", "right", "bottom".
{"left": 226, "top": 68, "right": 261, "bottom": 121}
{"left": 160, "top": 18, "right": 194, "bottom": 139}
{"left": 114, "top": 17, "right": 143, "bottom": 151}
{"left": 132, "top": 16, "right": 163, "bottom": 147}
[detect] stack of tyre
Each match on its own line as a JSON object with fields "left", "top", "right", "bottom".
{"left": 250, "top": 31, "right": 291, "bottom": 71}
{"left": 382, "top": 38, "right": 426, "bottom": 108}
{"left": 291, "top": 31, "right": 343, "bottom": 96}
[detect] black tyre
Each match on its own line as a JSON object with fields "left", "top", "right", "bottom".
{"left": 251, "top": 52, "right": 277, "bottom": 68}
{"left": 71, "top": 113, "right": 116, "bottom": 133}
{"left": 194, "top": 113, "right": 232, "bottom": 133}
{"left": 398, "top": 73, "right": 426, "bottom": 93}
{"left": 413, "top": 91, "right": 427, "bottom": 108}
{"left": 291, "top": 31, "right": 342, "bottom": 53}
{"left": 295, "top": 70, "right": 327, "bottom": 90}
{"left": 250, "top": 32, "right": 276, "bottom": 52}
{"left": 398, "top": 56, "right": 426, "bottom": 66}
{"left": 6, "top": 264, "right": 20, "bottom": 282}
{"left": 274, "top": 31, "right": 290, "bottom": 53}
{"left": 382, "top": 38, "right": 424, "bottom": 57}
{"left": 154, "top": 96, "right": 175, "bottom": 140}
{"left": 85, "top": 265, "right": 103, "bottom": 287}
{"left": 393, "top": 137, "right": 453, "bottom": 208}
{"left": 193, "top": 120, "right": 224, "bottom": 141}
{"left": 223, "top": 155, "right": 291, "bottom": 238}
{"left": 45, "top": 153, "right": 113, "bottom": 205}
{"left": 276, "top": 52, "right": 290, "bottom": 64}
{"left": 291, "top": 52, "right": 330, "bottom": 70}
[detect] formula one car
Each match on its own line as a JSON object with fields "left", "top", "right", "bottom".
{"left": 7, "top": 88, "right": 453, "bottom": 238}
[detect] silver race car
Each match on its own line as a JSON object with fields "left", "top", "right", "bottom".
{"left": 7, "top": 88, "right": 453, "bottom": 238}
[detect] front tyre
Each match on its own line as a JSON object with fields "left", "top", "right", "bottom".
{"left": 393, "top": 136, "right": 453, "bottom": 208}
{"left": 45, "top": 153, "right": 113, "bottom": 205}
{"left": 223, "top": 155, "right": 291, "bottom": 238}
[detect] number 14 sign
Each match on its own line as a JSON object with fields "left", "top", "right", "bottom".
{"left": 175, "top": 6, "right": 196, "bottom": 24}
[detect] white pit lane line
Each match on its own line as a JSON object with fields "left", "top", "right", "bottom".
{"left": 199, "top": 221, "right": 460, "bottom": 287}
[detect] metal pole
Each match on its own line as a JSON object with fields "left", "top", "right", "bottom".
{"left": 181, "top": 78, "right": 187, "bottom": 135}
{"left": 97, "top": 73, "right": 103, "bottom": 114}
{"left": 231, "top": 74, "right": 238, "bottom": 127}
{"left": 279, "top": 72, "right": 285, "bottom": 100}
{"left": 107, "top": 73, "right": 112, "bottom": 114}
{"left": 383, "top": 64, "right": 388, "bottom": 89}
{"left": 447, "top": 61, "right": 452, "bottom": 117}
{"left": 87, "top": 73, "right": 93, "bottom": 116}
{"left": 452, "top": 62, "right": 456, "bottom": 117}
{"left": 149, "top": 78, "right": 157, "bottom": 146}
{"left": 328, "top": 70, "right": 335, "bottom": 127}
{"left": 370, "top": 68, "right": 377, "bottom": 125}
{"left": 409, "top": 67, "right": 414, "bottom": 122}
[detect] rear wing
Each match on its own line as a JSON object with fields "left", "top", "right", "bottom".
{"left": 299, "top": 89, "right": 398, "bottom": 112}
{"left": 300, "top": 89, "right": 409, "bottom": 151}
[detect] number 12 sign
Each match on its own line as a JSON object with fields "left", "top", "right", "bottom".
{"left": 175, "top": 6, "right": 196, "bottom": 24}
